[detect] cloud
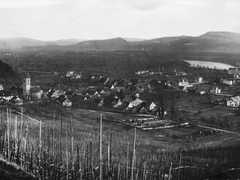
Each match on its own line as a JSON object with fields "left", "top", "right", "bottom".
{"left": 0, "top": 0, "right": 65, "bottom": 9}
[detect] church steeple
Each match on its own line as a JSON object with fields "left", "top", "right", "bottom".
{"left": 23, "top": 73, "right": 31, "bottom": 97}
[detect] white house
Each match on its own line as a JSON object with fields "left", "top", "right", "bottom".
{"left": 222, "top": 79, "right": 235, "bottom": 86}
{"left": 228, "top": 68, "right": 240, "bottom": 75}
{"left": 210, "top": 87, "right": 221, "bottom": 94}
{"left": 114, "top": 99, "right": 123, "bottom": 108}
{"left": 135, "top": 70, "right": 149, "bottom": 75}
{"left": 51, "top": 90, "right": 63, "bottom": 99}
{"left": 149, "top": 102, "right": 157, "bottom": 111}
{"left": 63, "top": 98, "right": 72, "bottom": 107}
{"left": 195, "top": 77, "right": 203, "bottom": 83}
{"left": 66, "top": 71, "right": 74, "bottom": 77}
{"left": 178, "top": 78, "right": 189, "bottom": 87}
{"left": 128, "top": 98, "right": 143, "bottom": 109}
{"left": 110, "top": 85, "right": 115, "bottom": 90}
{"left": 226, "top": 96, "right": 240, "bottom": 107}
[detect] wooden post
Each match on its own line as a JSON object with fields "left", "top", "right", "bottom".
{"left": 178, "top": 153, "right": 182, "bottom": 180}
{"left": 20, "top": 107, "right": 23, "bottom": 140}
{"left": 59, "top": 115, "right": 62, "bottom": 159}
{"left": 118, "top": 163, "right": 121, "bottom": 180}
{"left": 99, "top": 114, "right": 103, "bottom": 180}
{"left": 7, "top": 108, "right": 10, "bottom": 161}
{"left": 143, "top": 162, "right": 146, "bottom": 180}
{"left": 20, "top": 108, "right": 23, "bottom": 169}
{"left": 131, "top": 128, "right": 136, "bottom": 180}
{"left": 126, "top": 141, "right": 129, "bottom": 180}
{"left": 107, "top": 143, "right": 110, "bottom": 178}
{"left": 14, "top": 116, "right": 18, "bottom": 159}
{"left": 66, "top": 130, "right": 68, "bottom": 180}
{"left": 168, "top": 162, "right": 172, "bottom": 180}
{"left": 71, "top": 115, "right": 74, "bottom": 160}
{"left": 39, "top": 120, "right": 42, "bottom": 179}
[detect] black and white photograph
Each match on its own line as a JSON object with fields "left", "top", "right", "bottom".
{"left": 0, "top": 0, "right": 240, "bottom": 179}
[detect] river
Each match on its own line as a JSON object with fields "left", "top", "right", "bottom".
{"left": 184, "top": 60, "right": 237, "bottom": 70}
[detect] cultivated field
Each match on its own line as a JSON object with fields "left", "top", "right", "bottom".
{"left": 1, "top": 107, "right": 240, "bottom": 179}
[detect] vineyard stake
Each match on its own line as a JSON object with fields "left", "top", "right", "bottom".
{"left": 66, "top": 130, "right": 68, "bottom": 180}
{"left": 131, "top": 128, "right": 136, "bottom": 180}
{"left": 99, "top": 114, "right": 103, "bottom": 180}
{"left": 126, "top": 141, "right": 130, "bottom": 180}
{"left": 39, "top": 120, "right": 42, "bottom": 179}
{"left": 14, "top": 116, "right": 18, "bottom": 158}
{"left": 168, "top": 162, "right": 172, "bottom": 180}
{"left": 7, "top": 108, "right": 10, "bottom": 162}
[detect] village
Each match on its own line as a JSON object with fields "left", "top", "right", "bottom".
{"left": 0, "top": 63, "right": 240, "bottom": 134}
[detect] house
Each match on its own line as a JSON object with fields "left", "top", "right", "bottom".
{"left": 134, "top": 93, "right": 140, "bottom": 98}
{"left": 84, "top": 89, "right": 95, "bottom": 97}
{"left": 51, "top": 90, "right": 64, "bottom": 99}
{"left": 228, "top": 68, "right": 240, "bottom": 75}
{"left": 140, "top": 107, "right": 148, "bottom": 114}
{"left": 135, "top": 70, "right": 149, "bottom": 75}
{"left": 149, "top": 102, "right": 157, "bottom": 111}
{"left": 195, "top": 76, "right": 203, "bottom": 83}
{"left": 114, "top": 99, "right": 123, "bottom": 108}
{"left": 98, "top": 77, "right": 110, "bottom": 85}
{"left": 178, "top": 78, "right": 189, "bottom": 87}
{"left": 226, "top": 96, "right": 240, "bottom": 107}
{"left": 128, "top": 98, "right": 143, "bottom": 109}
{"left": 135, "top": 83, "right": 150, "bottom": 93}
{"left": 66, "top": 71, "right": 74, "bottom": 77}
{"left": 63, "top": 98, "right": 72, "bottom": 107}
{"left": 32, "top": 90, "right": 44, "bottom": 100}
{"left": 100, "top": 89, "right": 110, "bottom": 97}
{"left": 110, "top": 85, "right": 115, "bottom": 90}
{"left": 123, "top": 95, "right": 133, "bottom": 103}
{"left": 98, "top": 99, "right": 104, "bottom": 107}
{"left": 9, "top": 96, "right": 23, "bottom": 105}
{"left": 222, "top": 79, "right": 235, "bottom": 86}
{"left": 210, "top": 87, "right": 221, "bottom": 94}
{"left": 115, "top": 86, "right": 125, "bottom": 93}
{"left": 0, "top": 90, "right": 13, "bottom": 101}
{"left": 90, "top": 75, "right": 103, "bottom": 81}
{"left": 57, "top": 94, "right": 72, "bottom": 106}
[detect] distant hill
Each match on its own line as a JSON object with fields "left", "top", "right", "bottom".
{"left": 0, "top": 37, "right": 85, "bottom": 49}
{"left": 0, "top": 37, "right": 57, "bottom": 49}
{"left": 4, "top": 31, "right": 240, "bottom": 53}
{"left": 122, "top": 37, "right": 146, "bottom": 42}
{"left": 66, "top": 37, "right": 130, "bottom": 51}
{"left": 199, "top": 31, "right": 240, "bottom": 42}
{"left": 52, "top": 39, "right": 85, "bottom": 46}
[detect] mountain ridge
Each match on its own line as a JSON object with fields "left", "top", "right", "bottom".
{"left": 2, "top": 31, "right": 240, "bottom": 53}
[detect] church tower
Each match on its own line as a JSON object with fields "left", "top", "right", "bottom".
{"left": 23, "top": 73, "right": 31, "bottom": 97}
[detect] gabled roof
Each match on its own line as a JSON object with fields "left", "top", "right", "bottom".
{"left": 123, "top": 95, "right": 133, "bottom": 103}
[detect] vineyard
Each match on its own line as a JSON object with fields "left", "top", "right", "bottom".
{"left": 0, "top": 107, "right": 240, "bottom": 179}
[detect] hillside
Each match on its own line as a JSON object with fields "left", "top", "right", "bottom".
{"left": 0, "top": 60, "right": 20, "bottom": 83}
{"left": 3, "top": 31, "right": 240, "bottom": 54}
{"left": 0, "top": 157, "right": 37, "bottom": 180}
{"left": 66, "top": 37, "right": 130, "bottom": 51}
{"left": 0, "top": 37, "right": 85, "bottom": 49}
{"left": 0, "top": 37, "right": 57, "bottom": 49}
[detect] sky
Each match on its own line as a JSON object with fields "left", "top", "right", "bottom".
{"left": 0, "top": 0, "right": 240, "bottom": 41}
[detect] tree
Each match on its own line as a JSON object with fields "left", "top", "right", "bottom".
{"left": 234, "top": 108, "right": 240, "bottom": 117}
